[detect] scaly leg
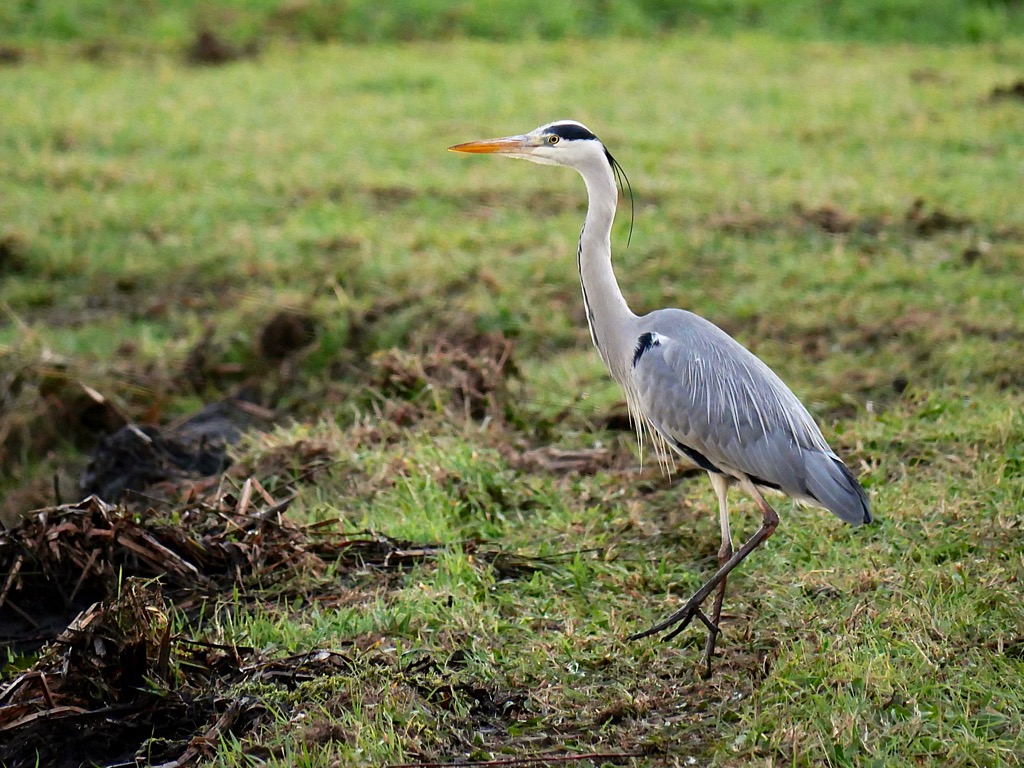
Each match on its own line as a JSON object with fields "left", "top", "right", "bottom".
{"left": 702, "top": 472, "right": 734, "bottom": 677}
{"left": 629, "top": 475, "right": 779, "bottom": 649}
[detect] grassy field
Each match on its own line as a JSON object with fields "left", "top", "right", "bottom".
{"left": 1, "top": 26, "right": 1024, "bottom": 768}
{"left": 3, "top": 0, "right": 1024, "bottom": 45}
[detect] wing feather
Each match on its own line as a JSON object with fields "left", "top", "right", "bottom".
{"left": 629, "top": 309, "right": 870, "bottom": 524}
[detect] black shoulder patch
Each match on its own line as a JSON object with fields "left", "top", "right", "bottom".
{"left": 547, "top": 122, "right": 598, "bottom": 142}
{"left": 632, "top": 331, "right": 659, "bottom": 367}
{"left": 673, "top": 441, "right": 723, "bottom": 474}
{"left": 673, "top": 441, "right": 783, "bottom": 489}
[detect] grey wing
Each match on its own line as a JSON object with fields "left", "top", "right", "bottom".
{"left": 630, "top": 310, "right": 870, "bottom": 525}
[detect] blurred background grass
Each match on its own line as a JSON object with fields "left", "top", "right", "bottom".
{"left": 3, "top": 0, "right": 1024, "bottom": 47}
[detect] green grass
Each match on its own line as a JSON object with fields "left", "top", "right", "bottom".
{"left": 2, "top": 32, "right": 1024, "bottom": 767}
{"left": 2, "top": 0, "right": 1024, "bottom": 46}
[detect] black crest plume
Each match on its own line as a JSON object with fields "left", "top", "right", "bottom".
{"left": 605, "top": 147, "right": 634, "bottom": 247}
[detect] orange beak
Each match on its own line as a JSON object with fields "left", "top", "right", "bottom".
{"left": 448, "top": 135, "right": 531, "bottom": 154}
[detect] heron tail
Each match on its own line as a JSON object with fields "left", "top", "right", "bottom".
{"left": 804, "top": 452, "right": 872, "bottom": 526}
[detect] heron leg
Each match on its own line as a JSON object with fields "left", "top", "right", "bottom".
{"left": 702, "top": 473, "right": 734, "bottom": 677}
{"left": 629, "top": 475, "right": 779, "bottom": 650}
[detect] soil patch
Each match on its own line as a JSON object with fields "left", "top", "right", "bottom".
{"left": 903, "top": 198, "right": 972, "bottom": 236}
{"left": 185, "top": 29, "right": 259, "bottom": 65}
{"left": 709, "top": 199, "right": 976, "bottom": 238}
{"left": 0, "top": 46, "right": 23, "bottom": 66}
{"left": 0, "top": 232, "right": 29, "bottom": 274}
{"left": 989, "top": 79, "right": 1024, "bottom": 102}
{"left": 259, "top": 310, "right": 319, "bottom": 361}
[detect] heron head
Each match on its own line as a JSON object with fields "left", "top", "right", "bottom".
{"left": 448, "top": 120, "right": 606, "bottom": 168}
{"left": 449, "top": 119, "right": 634, "bottom": 243}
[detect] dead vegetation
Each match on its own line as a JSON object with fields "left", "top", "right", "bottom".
{"left": 0, "top": 483, "right": 518, "bottom": 654}
{"left": 709, "top": 198, "right": 980, "bottom": 238}
{"left": 0, "top": 451, "right": 556, "bottom": 765}
{"left": 366, "top": 331, "right": 516, "bottom": 424}
{"left": 2, "top": 576, "right": 496, "bottom": 768}
{"left": 0, "top": 314, "right": 575, "bottom": 764}
{"left": 0, "top": 310, "right": 517, "bottom": 512}
{"left": 0, "top": 580, "right": 268, "bottom": 768}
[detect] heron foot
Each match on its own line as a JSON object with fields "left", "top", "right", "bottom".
{"left": 627, "top": 593, "right": 721, "bottom": 644}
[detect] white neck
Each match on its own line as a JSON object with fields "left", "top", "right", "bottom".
{"left": 574, "top": 153, "right": 637, "bottom": 385}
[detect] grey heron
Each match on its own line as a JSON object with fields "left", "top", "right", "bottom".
{"left": 449, "top": 120, "right": 871, "bottom": 671}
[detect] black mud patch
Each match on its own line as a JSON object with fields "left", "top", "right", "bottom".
{"left": 989, "top": 79, "right": 1024, "bottom": 102}
{"left": 79, "top": 398, "right": 264, "bottom": 502}
{"left": 0, "top": 232, "right": 30, "bottom": 274}
{"left": 185, "top": 28, "right": 259, "bottom": 65}
{"left": 0, "top": 46, "right": 24, "bottom": 66}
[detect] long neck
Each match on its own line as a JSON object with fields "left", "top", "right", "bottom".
{"left": 576, "top": 155, "right": 636, "bottom": 385}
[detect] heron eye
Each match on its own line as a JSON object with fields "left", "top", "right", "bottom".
{"left": 548, "top": 135, "right": 560, "bottom": 144}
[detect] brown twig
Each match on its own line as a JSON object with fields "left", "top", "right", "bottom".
{"left": 0, "top": 554, "right": 24, "bottom": 609}
{"left": 37, "top": 673, "right": 54, "bottom": 710}
{"left": 235, "top": 476, "right": 254, "bottom": 517}
{"left": 68, "top": 547, "right": 100, "bottom": 605}
{"left": 1, "top": 598, "right": 38, "bottom": 629}
{"left": 251, "top": 492, "right": 296, "bottom": 523}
